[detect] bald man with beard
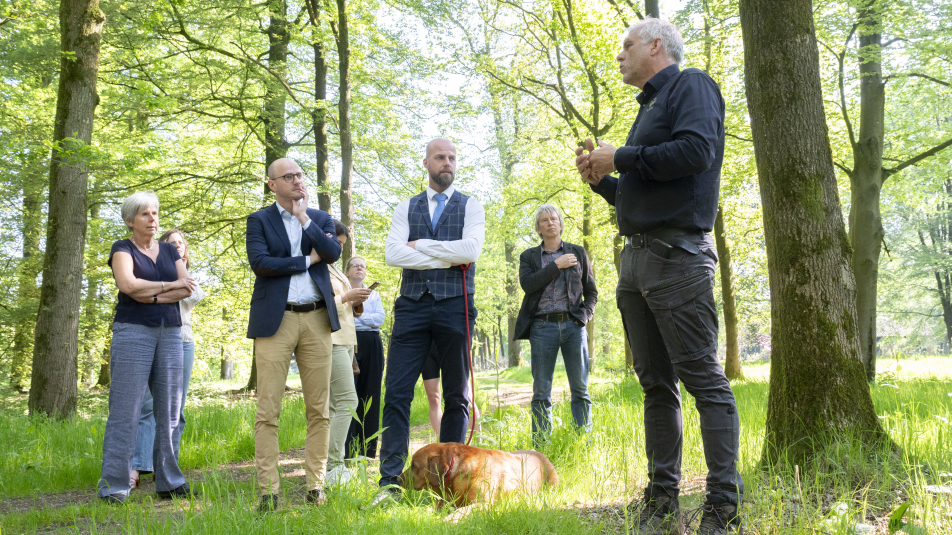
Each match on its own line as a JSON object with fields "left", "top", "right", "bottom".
{"left": 371, "top": 138, "right": 486, "bottom": 506}
{"left": 245, "top": 158, "right": 341, "bottom": 512}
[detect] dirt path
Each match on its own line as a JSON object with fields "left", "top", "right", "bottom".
{"left": 0, "top": 376, "right": 561, "bottom": 518}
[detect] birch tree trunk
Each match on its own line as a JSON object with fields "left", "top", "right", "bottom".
{"left": 29, "top": 0, "right": 105, "bottom": 419}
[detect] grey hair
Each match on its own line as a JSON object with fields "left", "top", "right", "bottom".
{"left": 628, "top": 17, "right": 684, "bottom": 65}
{"left": 534, "top": 203, "right": 564, "bottom": 238}
{"left": 121, "top": 191, "right": 159, "bottom": 231}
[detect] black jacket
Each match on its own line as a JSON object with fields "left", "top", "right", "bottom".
{"left": 514, "top": 241, "right": 597, "bottom": 340}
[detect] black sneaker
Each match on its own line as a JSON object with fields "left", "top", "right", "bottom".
{"left": 629, "top": 492, "right": 684, "bottom": 535}
{"left": 695, "top": 502, "right": 741, "bottom": 535}
{"left": 156, "top": 483, "right": 200, "bottom": 500}
{"left": 306, "top": 489, "right": 327, "bottom": 505}
{"left": 100, "top": 493, "right": 126, "bottom": 505}
{"left": 258, "top": 494, "right": 279, "bottom": 513}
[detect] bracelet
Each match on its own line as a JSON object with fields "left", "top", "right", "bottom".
{"left": 152, "top": 295, "right": 158, "bottom": 304}
{"left": 161, "top": 281, "right": 165, "bottom": 292}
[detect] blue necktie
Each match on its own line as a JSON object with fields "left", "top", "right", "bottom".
{"left": 431, "top": 193, "right": 447, "bottom": 233}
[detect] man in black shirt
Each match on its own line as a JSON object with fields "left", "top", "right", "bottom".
{"left": 575, "top": 18, "right": 743, "bottom": 535}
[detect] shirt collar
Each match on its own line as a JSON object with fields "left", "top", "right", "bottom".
{"left": 636, "top": 63, "right": 680, "bottom": 105}
{"left": 541, "top": 240, "right": 564, "bottom": 253}
{"left": 426, "top": 185, "right": 455, "bottom": 201}
{"left": 275, "top": 202, "right": 292, "bottom": 219}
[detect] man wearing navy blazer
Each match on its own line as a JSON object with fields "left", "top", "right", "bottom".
{"left": 246, "top": 157, "right": 341, "bottom": 512}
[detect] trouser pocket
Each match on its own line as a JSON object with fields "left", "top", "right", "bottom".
{"left": 643, "top": 270, "right": 718, "bottom": 362}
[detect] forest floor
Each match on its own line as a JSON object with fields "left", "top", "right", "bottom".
{"left": 1, "top": 358, "right": 951, "bottom": 534}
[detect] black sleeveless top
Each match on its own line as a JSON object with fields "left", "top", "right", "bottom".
{"left": 108, "top": 239, "right": 182, "bottom": 327}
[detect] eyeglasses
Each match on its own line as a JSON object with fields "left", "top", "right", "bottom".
{"left": 274, "top": 172, "right": 307, "bottom": 183}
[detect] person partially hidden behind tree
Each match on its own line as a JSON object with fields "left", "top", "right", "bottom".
{"left": 575, "top": 18, "right": 744, "bottom": 535}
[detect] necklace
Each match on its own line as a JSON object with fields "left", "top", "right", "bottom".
{"left": 132, "top": 237, "right": 155, "bottom": 251}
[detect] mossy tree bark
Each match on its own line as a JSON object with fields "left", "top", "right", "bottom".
{"left": 28, "top": 0, "right": 105, "bottom": 419}
{"left": 714, "top": 207, "right": 742, "bottom": 380}
{"left": 738, "top": 0, "right": 892, "bottom": 464}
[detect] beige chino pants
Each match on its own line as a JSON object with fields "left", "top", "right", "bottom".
{"left": 254, "top": 309, "right": 333, "bottom": 494}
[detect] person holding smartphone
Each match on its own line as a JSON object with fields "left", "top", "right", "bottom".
{"left": 345, "top": 258, "right": 386, "bottom": 460}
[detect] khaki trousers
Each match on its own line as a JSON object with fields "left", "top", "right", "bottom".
{"left": 254, "top": 308, "right": 333, "bottom": 494}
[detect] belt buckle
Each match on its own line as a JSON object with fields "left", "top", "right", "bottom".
{"left": 626, "top": 234, "right": 645, "bottom": 248}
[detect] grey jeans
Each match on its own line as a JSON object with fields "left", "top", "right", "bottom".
{"left": 98, "top": 322, "right": 186, "bottom": 497}
{"left": 617, "top": 233, "right": 744, "bottom": 506}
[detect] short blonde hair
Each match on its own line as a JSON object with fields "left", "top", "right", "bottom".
{"left": 534, "top": 204, "right": 564, "bottom": 238}
{"left": 121, "top": 191, "right": 159, "bottom": 232}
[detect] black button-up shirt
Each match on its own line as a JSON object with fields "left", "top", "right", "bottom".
{"left": 591, "top": 64, "right": 725, "bottom": 236}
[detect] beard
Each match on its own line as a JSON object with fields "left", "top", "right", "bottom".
{"left": 429, "top": 168, "right": 455, "bottom": 188}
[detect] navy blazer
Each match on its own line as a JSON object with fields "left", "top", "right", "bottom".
{"left": 246, "top": 203, "right": 342, "bottom": 338}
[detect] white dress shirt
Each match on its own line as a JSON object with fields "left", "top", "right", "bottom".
{"left": 385, "top": 185, "right": 485, "bottom": 270}
{"left": 276, "top": 202, "right": 322, "bottom": 304}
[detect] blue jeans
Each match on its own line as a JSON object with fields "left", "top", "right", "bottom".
{"left": 132, "top": 341, "right": 195, "bottom": 471}
{"left": 379, "top": 294, "right": 476, "bottom": 487}
{"left": 98, "top": 322, "right": 186, "bottom": 497}
{"left": 529, "top": 318, "right": 592, "bottom": 446}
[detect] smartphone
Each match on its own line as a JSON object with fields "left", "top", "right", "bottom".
{"left": 368, "top": 281, "right": 381, "bottom": 291}
{"left": 649, "top": 239, "right": 675, "bottom": 259}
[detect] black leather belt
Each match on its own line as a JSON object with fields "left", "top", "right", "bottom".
{"left": 285, "top": 301, "right": 326, "bottom": 313}
{"left": 537, "top": 312, "right": 571, "bottom": 323}
{"left": 625, "top": 228, "right": 705, "bottom": 254}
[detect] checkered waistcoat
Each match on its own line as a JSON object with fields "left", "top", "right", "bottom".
{"left": 400, "top": 190, "right": 477, "bottom": 301}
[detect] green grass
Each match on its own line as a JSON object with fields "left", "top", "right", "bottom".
{"left": 2, "top": 358, "right": 951, "bottom": 534}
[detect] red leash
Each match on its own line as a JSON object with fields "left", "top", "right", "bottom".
{"left": 460, "top": 263, "right": 476, "bottom": 446}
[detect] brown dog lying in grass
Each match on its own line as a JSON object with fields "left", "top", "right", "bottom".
{"left": 400, "top": 442, "right": 559, "bottom": 521}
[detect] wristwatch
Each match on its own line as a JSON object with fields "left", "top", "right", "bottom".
{"left": 153, "top": 295, "right": 158, "bottom": 304}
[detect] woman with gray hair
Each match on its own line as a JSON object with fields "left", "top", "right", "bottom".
{"left": 129, "top": 228, "right": 206, "bottom": 488}
{"left": 98, "top": 191, "right": 200, "bottom": 504}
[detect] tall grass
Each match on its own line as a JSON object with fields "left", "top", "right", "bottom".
{"left": 2, "top": 359, "right": 951, "bottom": 534}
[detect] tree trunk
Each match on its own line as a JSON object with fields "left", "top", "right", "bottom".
{"left": 714, "top": 206, "right": 743, "bottom": 380}
{"left": 645, "top": 0, "right": 659, "bottom": 18}
{"left": 248, "top": 0, "right": 291, "bottom": 393}
{"left": 505, "top": 239, "right": 523, "bottom": 367}
{"left": 220, "top": 307, "right": 234, "bottom": 380}
{"left": 28, "top": 0, "right": 105, "bottom": 419}
{"left": 95, "top": 346, "right": 110, "bottom": 387}
{"left": 582, "top": 191, "right": 595, "bottom": 367}
{"left": 80, "top": 184, "right": 104, "bottom": 387}
{"left": 336, "top": 0, "right": 355, "bottom": 266}
{"left": 304, "top": 0, "right": 332, "bottom": 212}
{"left": 260, "top": 0, "right": 289, "bottom": 205}
{"left": 848, "top": 0, "right": 885, "bottom": 382}
{"left": 11, "top": 178, "right": 44, "bottom": 392}
{"left": 738, "top": 0, "right": 892, "bottom": 465}
{"left": 613, "top": 227, "right": 634, "bottom": 370}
